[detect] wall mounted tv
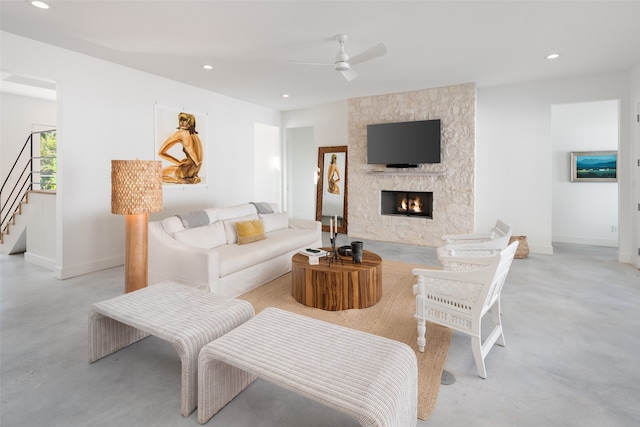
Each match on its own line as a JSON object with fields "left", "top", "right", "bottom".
{"left": 367, "top": 119, "right": 441, "bottom": 167}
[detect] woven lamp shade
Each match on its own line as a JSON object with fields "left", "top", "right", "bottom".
{"left": 111, "top": 160, "right": 162, "bottom": 215}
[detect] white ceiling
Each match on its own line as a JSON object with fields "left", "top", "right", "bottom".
{"left": 1, "top": 0, "right": 639, "bottom": 111}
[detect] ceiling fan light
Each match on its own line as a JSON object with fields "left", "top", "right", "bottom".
{"left": 335, "top": 61, "right": 350, "bottom": 72}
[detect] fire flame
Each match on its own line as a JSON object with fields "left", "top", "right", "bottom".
{"left": 399, "top": 196, "right": 422, "bottom": 213}
{"left": 412, "top": 197, "right": 422, "bottom": 213}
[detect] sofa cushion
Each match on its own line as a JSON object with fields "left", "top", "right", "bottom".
{"left": 236, "top": 219, "right": 266, "bottom": 245}
{"left": 174, "top": 221, "right": 226, "bottom": 249}
{"left": 259, "top": 212, "right": 289, "bottom": 233}
{"left": 162, "top": 208, "right": 217, "bottom": 236}
{"left": 217, "top": 227, "right": 319, "bottom": 277}
{"left": 215, "top": 204, "right": 258, "bottom": 221}
{"left": 162, "top": 216, "right": 185, "bottom": 237}
{"left": 223, "top": 214, "right": 259, "bottom": 244}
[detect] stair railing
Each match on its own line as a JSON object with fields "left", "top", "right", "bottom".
{"left": 1, "top": 130, "right": 56, "bottom": 236}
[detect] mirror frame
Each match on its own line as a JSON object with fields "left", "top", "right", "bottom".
{"left": 316, "top": 146, "right": 348, "bottom": 234}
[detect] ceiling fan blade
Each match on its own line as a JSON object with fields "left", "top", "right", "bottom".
{"left": 349, "top": 42, "right": 388, "bottom": 66}
{"left": 291, "top": 61, "right": 333, "bottom": 66}
{"left": 341, "top": 68, "right": 358, "bottom": 82}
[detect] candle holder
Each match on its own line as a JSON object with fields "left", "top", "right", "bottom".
{"left": 328, "top": 233, "right": 343, "bottom": 266}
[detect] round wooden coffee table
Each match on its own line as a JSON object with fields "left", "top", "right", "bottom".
{"left": 291, "top": 248, "right": 382, "bottom": 311}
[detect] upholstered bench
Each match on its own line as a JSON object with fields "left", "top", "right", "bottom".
{"left": 197, "top": 307, "right": 418, "bottom": 426}
{"left": 88, "top": 281, "right": 254, "bottom": 417}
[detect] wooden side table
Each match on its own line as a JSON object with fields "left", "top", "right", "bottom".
{"left": 291, "top": 248, "right": 383, "bottom": 311}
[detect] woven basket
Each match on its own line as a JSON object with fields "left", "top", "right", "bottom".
{"left": 509, "top": 236, "right": 529, "bottom": 259}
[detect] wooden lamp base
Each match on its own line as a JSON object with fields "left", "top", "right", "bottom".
{"left": 124, "top": 213, "right": 148, "bottom": 293}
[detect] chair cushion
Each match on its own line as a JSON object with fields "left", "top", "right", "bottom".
{"left": 236, "top": 219, "right": 266, "bottom": 245}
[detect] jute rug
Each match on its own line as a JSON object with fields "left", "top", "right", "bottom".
{"left": 238, "top": 259, "right": 452, "bottom": 421}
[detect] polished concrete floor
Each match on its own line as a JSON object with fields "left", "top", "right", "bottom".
{"left": 1, "top": 238, "right": 639, "bottom": 426}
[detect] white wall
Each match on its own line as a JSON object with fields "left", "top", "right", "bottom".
{"left": 551, "top": 100, "right": 618, "bottom": 247}
{"left": 1, "top": 31, "right": 281, "bottom": 279}
{"left": 477, "top": 71, "right": 631, "bottom": 259}
{"left": 286, "top": 127, "right": 317, "bottom": 220}
{"left": 631, "top": 64, "right": 640, "bottom": 268}
{"left": 254, "top": 123, "right": 281, "bottom": 206}
{"left": 282, "top": 101, "right": 348, "bottom": 147}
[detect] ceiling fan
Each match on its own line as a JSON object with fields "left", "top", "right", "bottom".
{"left": 295, "top": 34, "right": 388, "bottom": 81}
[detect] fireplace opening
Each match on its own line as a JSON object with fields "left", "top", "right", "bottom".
{"left": 381, "top": 191, "right": 433, "bottom": 218}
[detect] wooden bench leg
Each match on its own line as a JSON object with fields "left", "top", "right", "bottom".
{"left": 198, "top": 346, "right": 255, "bottom": 424}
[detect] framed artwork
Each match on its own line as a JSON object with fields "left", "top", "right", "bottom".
{"left": 570, "top": 151, "right": 617, "bottom": 182}
{"left": 154, "top": 104, "right": 208, "bottom": 187}
{"left": 316, "top": 146, "right": 348, "bottom": 234}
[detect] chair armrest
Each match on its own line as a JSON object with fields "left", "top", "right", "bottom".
{"left": 412, "top": 267, "right": 489, "bottom": 302}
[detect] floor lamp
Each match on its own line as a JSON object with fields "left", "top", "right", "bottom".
{"left": 111, "top": 160, "right": 162, "bottom": 293}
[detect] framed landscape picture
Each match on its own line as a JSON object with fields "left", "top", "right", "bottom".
{"left": 570, "top": 151, "right": 617, "bottom": 182}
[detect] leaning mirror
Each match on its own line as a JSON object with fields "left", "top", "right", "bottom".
{"left": 316, "top": 146, "right": 348, "bottom": 234}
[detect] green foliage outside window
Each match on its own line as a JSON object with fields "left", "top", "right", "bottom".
{"left": 40, "top": 131, "right": 57, "bottom": 190}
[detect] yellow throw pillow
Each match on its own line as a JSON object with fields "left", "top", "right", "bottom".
{"left": 235, "top": 219, "right": 266, "bottom": 245}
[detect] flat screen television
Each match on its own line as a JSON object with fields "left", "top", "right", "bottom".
{"left": 366, "top": 119, "right": 441, "bottom": 167}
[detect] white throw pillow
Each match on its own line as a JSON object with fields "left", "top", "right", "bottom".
{"left": 203, "top": 208, "right": 217, "bottom": 224}
{"left": 223, "top": 214, "right": 259, "bottom": 244}
{"left": 259, "top": 212, "right": 289, "bottom": 233}
{"left": 174, "top": 221, "right": 226, "bottom": 249}
{"left": 162, "top": 216, "right": 185, "bottom": 237}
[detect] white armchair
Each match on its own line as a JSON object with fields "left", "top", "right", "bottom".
{"left": 438, "top": 220, "right": 513, "bottom": 269}
{"left": 441, "top": 219, "right": 512, "bottom": 244}
{"left": 413, "top": 241, "right": 519, "bottom": 378}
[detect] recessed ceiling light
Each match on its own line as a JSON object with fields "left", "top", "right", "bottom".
{"left": 202, "top": 64, "right": 213, "bottom": 70}
{"left": 282, "top": 94, "right": 290, "bottom": 98}
{"left": 30, "top": 1, "right": 50, "bottom": 9}
{"left": 545, "top": 53, "right": 560, "bottom": 60}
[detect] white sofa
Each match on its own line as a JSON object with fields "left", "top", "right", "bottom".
{"left": 148, "top": 203, "right": 322, "bottom": 297}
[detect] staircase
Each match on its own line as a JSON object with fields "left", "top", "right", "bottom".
{"left": 1, "top": 193, "right": 28, "bottom": 254}
{"left": 1, "top": 130, "right": 56, "bottom": 255}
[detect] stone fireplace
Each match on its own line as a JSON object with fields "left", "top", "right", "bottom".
{"left": 347, "top": 83, "right": 476, "bottom": 247}
{"left": 381, "top": 191, "right": 433, "bottom": 219}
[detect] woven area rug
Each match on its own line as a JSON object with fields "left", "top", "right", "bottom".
{"left": 238, "top": 259, "right": 452, "bottom": 421}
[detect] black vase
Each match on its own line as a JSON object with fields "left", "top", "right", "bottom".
{"left": 351, "top": 241, "right": 363, "bottom": 263}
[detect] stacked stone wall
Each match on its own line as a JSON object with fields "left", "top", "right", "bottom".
{"left": 347, "top": 83, "right": 476, "bottom": 246}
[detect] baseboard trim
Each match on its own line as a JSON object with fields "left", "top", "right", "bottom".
{"left": 24, "top": 252, "right": 56, "bottom": 270}
{"left": 552, "top": 235, "right": 617, "bottom": 248}
{"left": 54, "top": 255, "right": 124, "bottom": 280}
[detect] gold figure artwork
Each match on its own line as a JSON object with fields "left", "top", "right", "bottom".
{"left": 327, "top": 153, "right": 341, "bottom": 195}
{"left": 158, "top": 112, "right": 203, "bottom": 184}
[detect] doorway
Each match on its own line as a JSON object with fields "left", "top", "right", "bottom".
{"left": 551, "top": 100, "right": 619, "bottom": 248}
{"left": 286, "top": 127, "right": 316, "bottom": 220}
